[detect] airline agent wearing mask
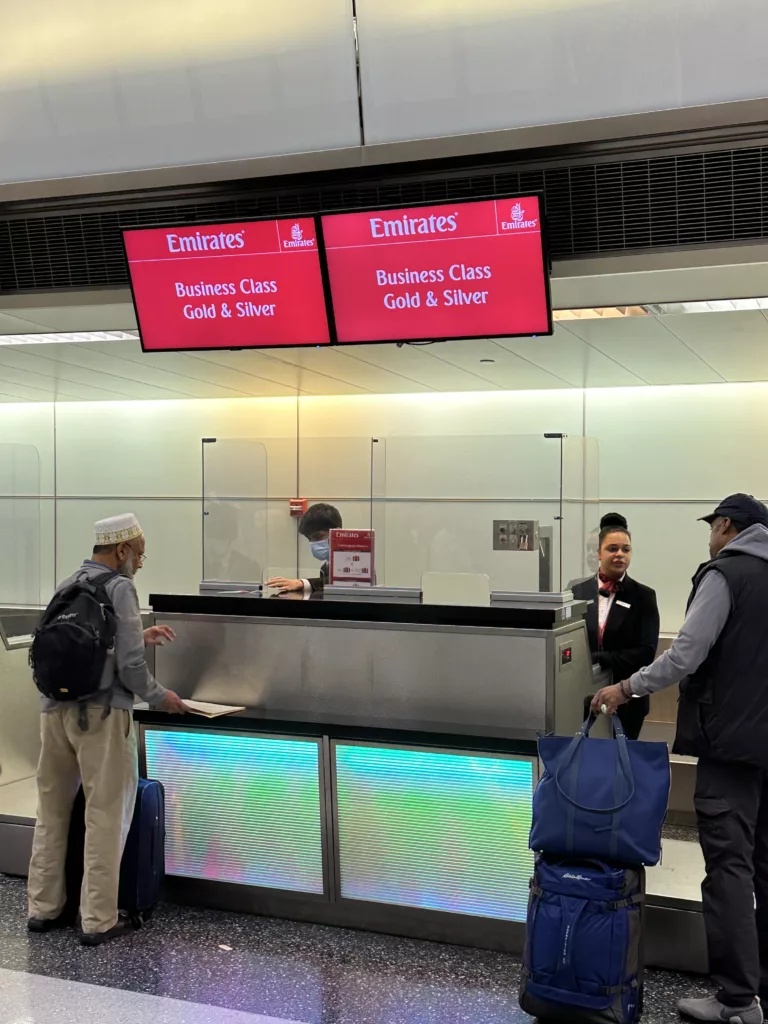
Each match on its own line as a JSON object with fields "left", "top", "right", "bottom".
{"left": 267, "top": 503, "right": 342, "bottom": 595}
{"left": 572, "top": 513, "right": 660, "bottom": 740}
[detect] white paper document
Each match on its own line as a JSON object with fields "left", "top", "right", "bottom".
{"left": 181, "top": 700, "right": 246, "bottom": 719}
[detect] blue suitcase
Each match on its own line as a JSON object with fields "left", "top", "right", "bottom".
{"left": 66, "top": 778, "right": 165, "bottom": 923}
{"left": 519, "top": 856, "right": 645, "bottom": 1023}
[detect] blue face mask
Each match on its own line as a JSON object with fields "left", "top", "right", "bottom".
{"left": 310, "top": 540, "right": 330, "bottom": 562}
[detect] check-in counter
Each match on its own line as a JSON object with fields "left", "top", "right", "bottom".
{"left": 0, "top": 588, "right": 705, "bottom": 970}
{"left": 133, "top": 588, "right": 593, "bottom": 953}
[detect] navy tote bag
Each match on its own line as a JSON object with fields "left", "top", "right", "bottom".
{"left": 530, "top": 715, "right": 670, "bottom": 866}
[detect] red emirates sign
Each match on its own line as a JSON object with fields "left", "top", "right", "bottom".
{"left": 329, "top": 529, "right": 375, "bottom": 587}
{"left": 123, "top": 218, "right": 331, "bottom": 352}
{"left": 320, "top": 196, "right": 551, "bottom": 344}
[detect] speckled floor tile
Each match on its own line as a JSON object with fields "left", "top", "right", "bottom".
{"left": 0, "top": 967, "right": 306, "bottom": 1024}
{"left": 0, "top": 875, "right": 714, "bottom": 1023}
{"left": 662, "top": 823, "right": 700, "bottom": 844}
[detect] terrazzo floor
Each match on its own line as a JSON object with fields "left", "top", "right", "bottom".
{"left": 0, "top": 873, "right": 714, "bottom": 1024}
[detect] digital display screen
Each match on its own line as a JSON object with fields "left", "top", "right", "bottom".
{"left": 321, "top": 196, "right": 551, "bottom": 344}
{"left": 335, "top": 743, "right": 535, "bottom": 920}
{"left": 124, "top": 218, "right": 332, "bottom": 351}
{"left": 144, "top": 729, "right": 325, "bottom": 894}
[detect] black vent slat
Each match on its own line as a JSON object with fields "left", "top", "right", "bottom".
{"left": 3, "top": 144, "right": 768, "bottom": 293}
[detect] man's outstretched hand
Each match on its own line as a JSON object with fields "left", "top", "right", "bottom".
{"left": 144, "top": 625, "right": 176, "bottom": 647}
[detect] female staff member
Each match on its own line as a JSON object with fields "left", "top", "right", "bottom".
{"left": 573, "top": 513, "right": 660, "bottom": 739}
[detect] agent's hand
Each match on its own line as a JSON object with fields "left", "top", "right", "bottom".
{"left": 144, "top": 625, "right": 176, "bottom": 647}
{"left": 159, "top": 690, "right": 188, "bottom": 714}
{"left": 266, "top": 577, "right": 304, "bottom": 594}
{"left": 591, "top": 683, "right": 629, "bottom": 716}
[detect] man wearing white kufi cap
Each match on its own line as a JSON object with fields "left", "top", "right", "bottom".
{"left": 27, "top": 513, "right": 187, "bottom": 946}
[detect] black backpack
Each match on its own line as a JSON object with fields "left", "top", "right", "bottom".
{"left": 30, "top": 570, "right": 119, "bottom": 703}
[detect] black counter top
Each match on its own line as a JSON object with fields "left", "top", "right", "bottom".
{"left": 149, "top": 592, "right": 587, "bottom": 630}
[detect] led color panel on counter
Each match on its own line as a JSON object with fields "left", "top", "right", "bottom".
{"left": 144, "top": 730, "right": 324, "bottom": 894}
{"left": 335, "top": 744, "right": 534, "bottom": 921}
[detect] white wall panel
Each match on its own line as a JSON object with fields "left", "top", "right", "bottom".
{"left": 0, "top": 0, "right": 360, "bottom": 183}
{"left": 357, "top": 0, "right": 768, "bottom": 144}
{"left": 3, "top": 381, "right": 768, "bottom": 631}
{"left": 53, "top": 398, "right": 297, "bottom": 498}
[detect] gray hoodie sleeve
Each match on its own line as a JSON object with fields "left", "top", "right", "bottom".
{"left": 627, "top": 570, "right": 732, "bottom": 697}
{"left": 111, "top": 578, "right": 168, "bottom": 706}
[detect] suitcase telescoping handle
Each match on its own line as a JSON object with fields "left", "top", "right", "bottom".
{"left": 554, "top": 714, "right": 635, "bottom": 814}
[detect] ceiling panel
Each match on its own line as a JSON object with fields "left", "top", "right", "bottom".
{"left": 81, "top": 341, "right": 296, "bottom": 398}
{"left": 189, "top": 349, "right": 369, "bottom": 396}
{"left": 3, "top": 304, "right": 138, "bottom": 332}
{"left": 340, "top": 342, "right": 502, "bottom": 391}
{"left": 561, "top": 316, "right": 722, "bottom": 385}
{"left": 428, "top": 338, "right": 572, "bottom": 390}
{"left": 0, "top": 311, "right": 52, "bottom": 334}
{"left": 0, "top": 352, "right": 138, "bottom": 401}
{"left": 1, "top": 304, "right": 768, "bottom": 401}
{"left": 259, "top": 348, "right": 432, "bottom": 394}
{"left": 660, "top": 310, "right": 768, "bottom": 382}
{"left": 499, "top": 327, "right": 645, "bottom": 388}
{"left": 0, "top": 346, "right": 203, "bottom": 401}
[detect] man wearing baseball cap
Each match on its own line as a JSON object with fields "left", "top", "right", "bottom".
{"left": 594, "top": 494, "right": 768, "bottom": 1023}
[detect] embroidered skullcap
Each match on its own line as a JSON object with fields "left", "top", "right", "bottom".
{"left": 94, "top": 513, "right": 143, "bottom": 546}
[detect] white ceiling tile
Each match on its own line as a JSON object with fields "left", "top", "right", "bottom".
{"left": 0, "top": 311, "right": 52, "bottom": 335}
{"left": 559, "top": 316, "right": 721, "bottom": 385}
{"left": 661, "top": 310, "right": 768, "bottom": 382}
{"left": 0, "top": 356, "right": 130, "bottom": 401}
{"left": 499, "top": 326, "right": 644, "bottom": 388}
{"left": 75, "top": 341, "right": 292, "bottom": 398}
{"left": 5, "top": 304, "right": 138, "bottom": 332}
{"left": 194, "top": 349, "right": 369, "bottom": 395}
{"left": 344, "top": 343, "right": 503, "bottom": 391}
{"left": 428, "top": 338, "right": 573, "bottom": 390}
{"left": 264, "top": 348, "right": 431, "bottom": 393}
{"left": 0, "top": 347, "right": 191, "bottom": 401}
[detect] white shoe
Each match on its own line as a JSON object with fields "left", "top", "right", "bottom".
{"left": 678, "top": 995, "right": 763, "bottom": 1023}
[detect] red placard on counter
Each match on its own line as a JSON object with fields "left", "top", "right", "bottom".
{"left": 123, "top": 218, "right": 331, "bottom": 352}
{"left": 320, "top": 196, "right": 552, "bottom": 344}
{"left": 329, "top": 529, "right": 376, "bottom": 587}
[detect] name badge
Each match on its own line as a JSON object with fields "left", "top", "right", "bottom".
{"left": 616, "top": 600, "right": 632, "bottom": 609}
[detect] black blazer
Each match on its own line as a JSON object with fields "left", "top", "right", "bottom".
{"left": 308, "top": 561, "right": 329, "bottom": 594}
{"left": 572, "top": 574, "right": 660, "bottom": 683}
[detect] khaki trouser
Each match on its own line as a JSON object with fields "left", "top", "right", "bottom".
{"left": 27, "top": 707, "right": 138, "bottom": 934}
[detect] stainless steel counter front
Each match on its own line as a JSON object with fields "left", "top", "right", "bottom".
{"left": 148, "top": 592, "right": 594, "bottom": 741}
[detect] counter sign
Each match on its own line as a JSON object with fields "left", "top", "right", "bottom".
{"left": 329, "top": 530, "right": 376, "bottom": 587}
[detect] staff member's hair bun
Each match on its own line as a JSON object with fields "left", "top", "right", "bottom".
{"left": 600, "top": 512, "right": 629, "bottom": 531}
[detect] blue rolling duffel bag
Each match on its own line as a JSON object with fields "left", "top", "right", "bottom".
{"left": 529, "top": 714, "right": 670, "bottom": 867}
{"left": 519, "top": 856, "right": 645, "bottom": 1024}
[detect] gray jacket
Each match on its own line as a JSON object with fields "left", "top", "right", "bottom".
{"left": 628, "top": 524, "right": 768, "bottom": 696}
{"left": 41, "top": 560, "right": 167, "bottom": 712}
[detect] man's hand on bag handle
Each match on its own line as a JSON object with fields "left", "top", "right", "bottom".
{"left": 591, "top": 683, "right": 629, "bottom": 716}
{"left": 159, "top": 690, "right": 188, "bottom": 714}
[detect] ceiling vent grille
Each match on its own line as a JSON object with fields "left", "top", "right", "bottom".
{"left": 1, "top": 146, "right": 767, "bottom": 292}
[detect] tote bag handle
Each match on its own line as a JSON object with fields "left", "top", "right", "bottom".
{"left": 554, "top": 714, "right": 635, "bottom": 814}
